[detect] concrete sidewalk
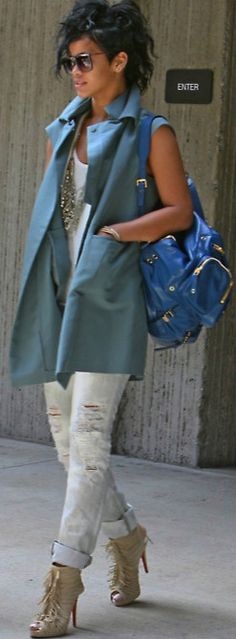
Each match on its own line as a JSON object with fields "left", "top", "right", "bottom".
{"left": 1, "top": 437, "right": 236, "bottom": 639}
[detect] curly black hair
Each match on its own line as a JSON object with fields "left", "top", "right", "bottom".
{"left": 56, "top": 0, "right": 155, "bottom": 93}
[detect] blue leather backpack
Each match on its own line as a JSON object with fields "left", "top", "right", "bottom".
{"left": 138, "top": 114, "right": 234, "bottom": 349}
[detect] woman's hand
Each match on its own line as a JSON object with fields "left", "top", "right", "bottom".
{"left": 45, "top": 139, "right": 53, "bottom": 172}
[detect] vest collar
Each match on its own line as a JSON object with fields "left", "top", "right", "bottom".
{"left": 58, "top": 84, "right": 141, "bottom": 124}
{"left": 105, "top": 85, "right": 140, "bottom": 122}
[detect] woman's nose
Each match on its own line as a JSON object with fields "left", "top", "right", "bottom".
{"left": 71, "top": 64, "right": 82, "bottom": 76}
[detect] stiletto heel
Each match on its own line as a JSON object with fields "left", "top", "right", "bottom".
{"left": 72, "top": 599, "right": 77, "bottom": 628}
{"left": 106, "top": 524, "right": 149, "bottom": 607}
{"left": 141, "top": 548, "right": 149, "bottom": 574}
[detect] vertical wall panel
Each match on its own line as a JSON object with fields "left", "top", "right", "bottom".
{"left": 198, "top": 2, "right": 236, "bottom": 465}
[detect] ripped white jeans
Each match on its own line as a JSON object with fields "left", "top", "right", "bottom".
{"left": 44, "top": 372, "right": 138, "bottom": 570}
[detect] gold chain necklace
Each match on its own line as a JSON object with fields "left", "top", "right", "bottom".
{"left": 60, "top": 114, "right": 87, "bottom": 231}
{"left": 60, "top": 156, "right": 77, "bottom": 231}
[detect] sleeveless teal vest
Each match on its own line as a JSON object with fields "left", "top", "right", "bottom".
{"left": 10, "top": 86, "right": 169, "bottom": 388}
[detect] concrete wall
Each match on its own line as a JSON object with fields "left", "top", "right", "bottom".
{"left": 1, "top": 0, "right": 236, "bottom": 466}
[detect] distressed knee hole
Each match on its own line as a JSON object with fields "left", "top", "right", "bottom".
{"left": 83, "top": 403, "right": 100, "bottom": 409}
{"left": 47, "top": 406, "right": 62, "bottom": 433}
{"left": 47, "top": 406, "right": 62, "bottom": 417}
{"left": 72, "top": 403, "right": 106, "bottom": 433}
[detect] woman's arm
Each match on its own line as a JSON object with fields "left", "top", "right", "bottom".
{"left": 45, "top": 139, "right": 53, "bottom": 171}
{"left": 98, "top": 125, "right": 193, "bottom": 242}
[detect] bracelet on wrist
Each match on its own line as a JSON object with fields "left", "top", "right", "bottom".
{"left": 99, "top": 226, "right": 121, "bottom": 241}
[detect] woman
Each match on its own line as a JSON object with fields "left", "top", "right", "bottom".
{"left": 10, "top": 0, "right": 193, "bottom": 636}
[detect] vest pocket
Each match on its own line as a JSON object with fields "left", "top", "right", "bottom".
{"left": 73, "top": 234, "right": 140, "bottom": 298}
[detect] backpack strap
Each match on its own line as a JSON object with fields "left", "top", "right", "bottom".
{"left": 137, "top": 113, "right": 168, "bottom": 214}
{"left": 137, "top": 115, "right": 205, "bottom": 221}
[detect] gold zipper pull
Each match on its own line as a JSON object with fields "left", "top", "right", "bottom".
{"left": 220, "top": 280, "right": 234, "bottom": 304}
{"left": 162, "top": 309, "right": 174, "bottom": 322}
{"left": 212, "top": 243, "right": 225, "bottom": 255}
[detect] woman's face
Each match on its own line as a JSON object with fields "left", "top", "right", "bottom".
{"left": 68, "top": 37, "right": 127, "bottom": 101}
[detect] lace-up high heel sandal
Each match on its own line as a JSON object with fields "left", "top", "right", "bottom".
{"left": 106, "top": 524, "right": 149, "bottom": 606}
{"left": 30, "top": 564, "right": 84, "bottom": 638}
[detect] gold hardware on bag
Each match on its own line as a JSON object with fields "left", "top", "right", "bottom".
{"left": 212, "top": 243, "right": 225, "bottom": 255}
{"left": 194, "top": 257, "right": 230, "bottom": 276}
{"left": 220, "top": 280, "right": 234, "bottom": 304}
{"left": 193, "top": 257, "right": 233, "bottom": 304}
{"left": 136, "top": 178, "right": 148, "bottom": 188}
{"left": 162, "top": 309, "right": 174, "bottom": 323}
{"left": 183, "top": 331, "right": 192, "bottom": 343}
{"left": 145, "top": 254, "right": 159, "bottom": 264}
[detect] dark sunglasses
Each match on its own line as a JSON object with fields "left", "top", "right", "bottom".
{"left": 61, "top": 52, "right": 106, "bottom": 74}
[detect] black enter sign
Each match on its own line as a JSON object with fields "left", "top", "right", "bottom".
{"left": 165, "top": 69, "right": 214, "bottom": 104}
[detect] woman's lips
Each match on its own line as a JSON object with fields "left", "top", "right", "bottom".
{"left": 74, "top": 81, "right": 86, "bottom": 89}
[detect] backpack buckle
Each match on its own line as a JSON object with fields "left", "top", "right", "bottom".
{"left": 136, "top": 178, "right": 148, "bottom": 188}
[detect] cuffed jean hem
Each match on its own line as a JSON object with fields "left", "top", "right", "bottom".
{"left": 101, "top": 504, "right": 138, "bottom": 539}
{"left": 51, "top": 540, "right": 92, "bottom": 570}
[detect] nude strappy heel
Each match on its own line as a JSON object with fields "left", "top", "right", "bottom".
{"left": 105, "top": 524, "right": 149, "bottom": 606}
{"left": 29, "top": 564, "right": 84, "bottom": 637}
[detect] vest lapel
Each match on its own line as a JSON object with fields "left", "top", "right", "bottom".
{"left": 19, "top": 120, "right": 77, "bottom": 297}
